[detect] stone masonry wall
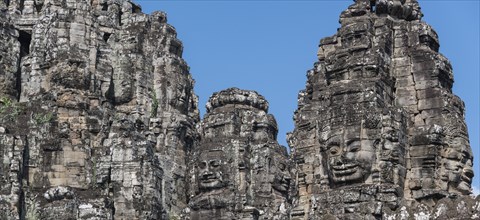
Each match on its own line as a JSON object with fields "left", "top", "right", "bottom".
{"left": 0, "top": 0, "right": 198, "bottom": 219}
{"left": 0, "top": 0, "right": 478, "bottom": 219}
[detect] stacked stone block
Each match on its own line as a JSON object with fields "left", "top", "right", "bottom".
{"left": 0, "top": 0, "right": 477, "bottom": 219}
{"left": 0, "top": 1, "right": 198, "bottom": 219}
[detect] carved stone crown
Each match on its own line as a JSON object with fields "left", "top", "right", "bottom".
{"left": 206, "top": 87, "right": 269, "bottom": 113}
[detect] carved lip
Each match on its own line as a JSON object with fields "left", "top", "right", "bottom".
{"left": 273, "top": 175, "right": 290, "bottom": 186}
{"left": 201, "top": 179, "right": 219, "bottom": 183}
{"left": 201, "top": 173, "right": 219, "bottom": 182}
{"left": 462, "top": 168, "right": 474, "bottom": 182}
{"left": 273, "top": 183, "right": 289, "bottom": 192}
{"left": 331, "top": 164, "right": 358, "bottom": 176}
{"left": 280, "top": 181, "right": 289, "bottom": 189}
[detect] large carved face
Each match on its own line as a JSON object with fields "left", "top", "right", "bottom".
{"left": 171, "top": 84, "right": 189, "bottom": 112}
{"left": 324, "top": 128, "right": 376, "bottom": 185}
{"left": 270, "top": 154, "right": 291, "bottom": 193}
{"left": 197, "top": 150, "right": 226, "bottom": 191}
{"left": 443, "top": 136, "right": 474, "bottom": 194}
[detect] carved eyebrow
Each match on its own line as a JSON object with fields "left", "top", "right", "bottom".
{"left": 462, "top": 151, "right": 471, "bottom": 158}
{"left": 327, "top": 141, "right": 340, "bottom": 147}
{"left": 326, "top": 136, "right": 341, "bottom": 145}
{"left": 346, "top": 139, "right": 360, "bottom": 146}
{"left": 325, "top": 134, "right": 341, "bottom": 141}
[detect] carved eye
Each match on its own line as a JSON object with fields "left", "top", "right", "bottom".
{"left": 350, "top": 146, "right": 360, "bottom": 153}
{"left": 210, "top": 160, "right": 220, "bottom": 168}
{"left": 198, "top": 161, "right": 207, "bottom": 169}
{"left": 329, "top": 146, "right": 340, "bottom": 156}
{"left": 278, "top": 163, "right": 286, "bottom": 171}
{"left": 348, "top": 140, "right": 361, "bottom": 151}
{"left": 461, "top": 153, "right": 470, "bottom": 164}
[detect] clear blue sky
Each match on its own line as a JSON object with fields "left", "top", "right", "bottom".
{"left": 136, "top": 0, "right": 480, "bottom": 193}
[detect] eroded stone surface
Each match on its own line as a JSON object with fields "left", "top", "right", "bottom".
{"left": 186, "top": 88, "right": 291, "bottom": 219}
{"left": 289, "top": 0, "right": 476, "bottom": 219}
{"left": 0, "top": 0, "right": 477, "bottom": 219}
{"left": 0, "top": 0, "right": 198, "bottom": 219}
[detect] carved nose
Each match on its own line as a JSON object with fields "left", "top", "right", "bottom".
{"left": 335, "top": 159, "right": 343, "bottom": 166}
{"left": 340, "top": 151, "right": 348, "bottom": 159}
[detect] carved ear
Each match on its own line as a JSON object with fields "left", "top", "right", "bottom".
{"left": 363, "top": 113, "right": 380, "bottom": 129}
{"left": 316, "top": 120, "right": 330, "bottom": 144}
{"left": 373, "top": 139, "right": 381, "bottom": 148}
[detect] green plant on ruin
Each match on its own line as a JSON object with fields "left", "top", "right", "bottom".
{"left": 150, "top": 90, "right": 159, "bottom": 118}
{"left": 91, "top": 156, "right": 98, "bottom": 188}
{"left": 33, "top": 112, "right": 53, "bottom": 125}
{"left": 0, "top": 96, "right": 13, "bottom": 111}
{"left": 25, "top": 195, "right": 40, "bottom": 220}
{"left": 0, "top": 96, "right": 23, "bottom": 121}
{"left": 169, "top": 215, "right": 180, "bottom": 220}
{"left": 112, "top": 112, "right": 123, "bottom": 121}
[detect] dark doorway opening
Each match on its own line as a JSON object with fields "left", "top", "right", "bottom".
{"left": 34, "top": 2, "right": 42, "bottom": 13}
{"left": 19, "top": 0, "right": 25, "bottom": 13}
{"left": 18, "top": 30, "right": 31, "bottom": 57}
{"left": 101, "top": 2, "right": 108, "bottom": 11}
{"left": 16, "top": 30, "right": 31, "bottom": 101}
{"left": 118, "top": 11, "right": 123, "bottom": 26}
{"left": 103, "top": 33, "right": 111, "bottom": 42}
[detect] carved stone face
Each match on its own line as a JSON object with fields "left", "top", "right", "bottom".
{"left": 443, "top": 137, "right": 474, "bottom": 194}
{"left": 171, "top": 84, "right": 188, "bottom": 112}
{"left": 197, "top": 150, "right": 226, "bottom": 191}
{"left": 271, "top": 156, "right": 291, "bottom": 193}
{"left": 325, "top": 128, "right": 376, "bottom": 185}
{"left": 458, "top": 153, "right": 474, "bottom": 193}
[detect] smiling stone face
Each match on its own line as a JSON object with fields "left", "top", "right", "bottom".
{"left": 197, "top": 150, "right": 226, "bottom": 191}
{"left": 442, "top": 135, "right": 474, "bottom": 194}
{"left": 271, "top": 155, "right": 291, "bottom": 194}
{"left": 324, "top": 128, "right": 376, "bottom": 186}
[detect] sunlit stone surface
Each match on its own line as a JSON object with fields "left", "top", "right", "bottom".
{"left": 0, "top": 0, "right": 477, "bottom": 219}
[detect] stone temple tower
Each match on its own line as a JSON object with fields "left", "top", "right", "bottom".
{"left": 187, "top": 88, "right": 291, "bottom": 219}
{"left": 0, "top": 0, "right": 477, "bottom": 219}
{"left": 289, "top": 0, "right": 476, "bottom": 219}
{"left": 0, "top": 1, "right": 198, "bottom": 219}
